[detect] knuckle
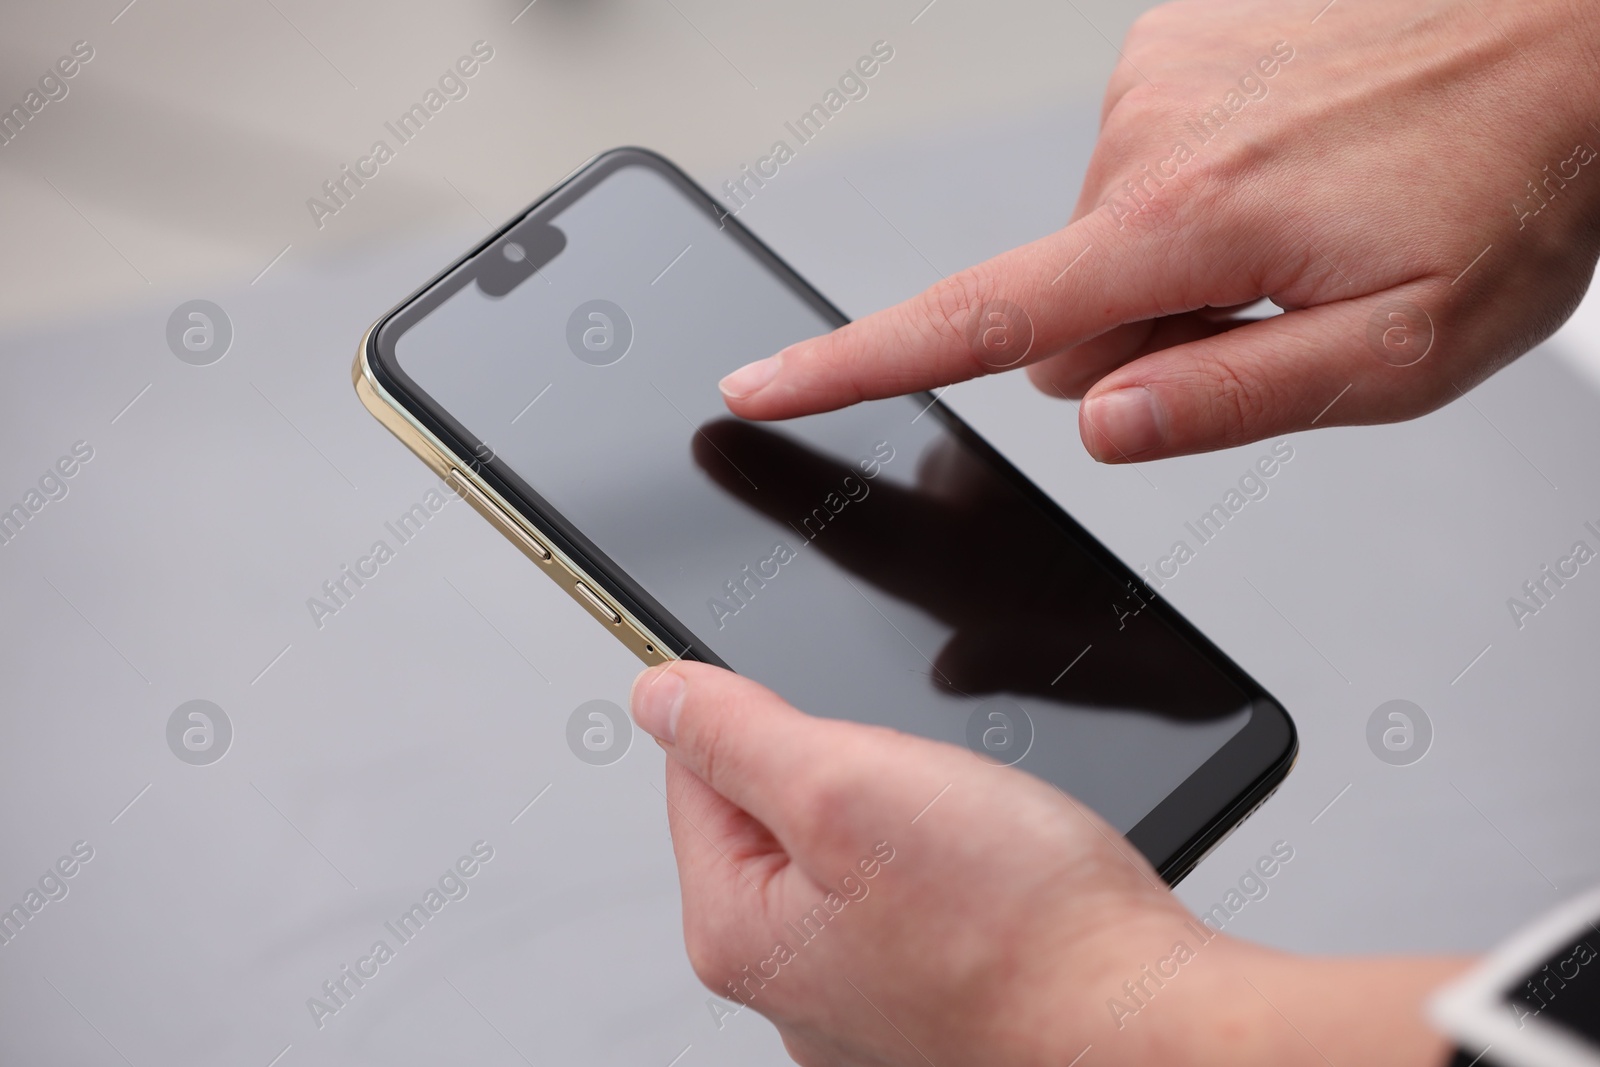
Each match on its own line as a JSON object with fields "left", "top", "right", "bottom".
{"left": 808, "top": 322, "right": 854, "bottom": 374}
{"left": 1374, "top": 287, "right": 1508, "bottom": 422}
{"left": 1122, "top": 4, "right": 1174, "bottom": 51}
{"left": 923, "top": 270, "right": 988, "bottom": 344}
{"left": 1362, "top": 368, "right": 1452, "bottom": 429}
{"left": 1090, "top": 129, "right": 1237, "bottom": 245}
{"left": 780, "top": 1033, "right": 832, "bottom": 1067}
{"left": 1182, "top": 144, "right": 1259, "bottom": 219}
{"left": 1197, "top": 358, "right": 1272, "bottom": 442}
{"left": 1518, "top": 223, "right": 1596, "bottom": 291}
{"left": 1409, "top": 377, "right": 1458, "bottom": 420}
{"left": 1404, "top": 345, "right": 1474, "bottom": 419}
{"left": 1099, "top": 85, "right": 1179, "bottom": 155}
{"left": 681, "top": 912, "right": 733, "bottom": 991}
{"left": 915, "top": 270, "right": 1007, "bottom": 378}
{"left": 1106, "top": 83, "right": 1168, "bottom": 125}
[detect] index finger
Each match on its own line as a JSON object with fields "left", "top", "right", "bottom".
{"left": 717, "top": 211, "right": 1208, "bottom": 421}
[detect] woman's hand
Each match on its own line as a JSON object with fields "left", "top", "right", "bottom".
{"left": 717, "top": 0, "right": 1600, "bottom": 462}
{"left": 632, "top": 662, "right": 1463, "bottom": 1066}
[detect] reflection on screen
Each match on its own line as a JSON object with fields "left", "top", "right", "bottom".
{"left": 392, "top": 162, "right": 1250, "bottom": 832}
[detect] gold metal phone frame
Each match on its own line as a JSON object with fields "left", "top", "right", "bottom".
{"left": 353, "top": 333, "right": 674, "bottom": 667}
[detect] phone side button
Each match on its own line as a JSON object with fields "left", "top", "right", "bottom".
{"left": 574, "top": 581, "right": 623, "bottom": 625}
{"left": 448, "top": 468, "right": 552, "bottom": 562}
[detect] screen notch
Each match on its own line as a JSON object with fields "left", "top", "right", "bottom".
{"left": 473, "top": 219, "right": 566, "bottom": 298}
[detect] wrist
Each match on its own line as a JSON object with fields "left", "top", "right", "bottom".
{"left": 1129, "top": 934, "right": 1471, "bottom": 1067}
{"left": 1047, "top": 907, "right": 1470, "bottom": 1067}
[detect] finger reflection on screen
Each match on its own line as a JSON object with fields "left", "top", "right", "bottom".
{"left": 691, "top": 417, "right": 1244, "bottom": 721}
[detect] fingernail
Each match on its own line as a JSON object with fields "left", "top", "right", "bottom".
{"left": 1084, "top": 386, "right": 1166, "bottom": 460}
{"left": 718, "top": 353, "right": 782, "bottom": 399}
{"left": 631, "top": 666, "right": 684, "bottom": 744}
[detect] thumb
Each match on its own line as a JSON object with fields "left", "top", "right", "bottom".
{"left": 1077, "top": 289, "right": 1452, "bottom": 461}
{"left": 630, "top": 662, "right": 878, "bottom": 857}
{"left": 631, "top": 662, "right": 977, "bottom": 871}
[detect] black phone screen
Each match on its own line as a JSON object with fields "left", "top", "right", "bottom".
{"left": 373, "top": 151, "right": 1291, "bottom": 862}
{"left": 1505, "top": 937, "right": 1600, "bottom": 1045}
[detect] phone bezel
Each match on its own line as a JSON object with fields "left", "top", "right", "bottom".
{"left": 359, "top": 146, "right": 1297, "bottom": 883}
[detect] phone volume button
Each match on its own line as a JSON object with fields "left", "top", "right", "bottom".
{"left": 574, "top": 581, "right": 623, "bottom": 625}
{"left": 449, "top": 468, "right": 552, "bottom": 562}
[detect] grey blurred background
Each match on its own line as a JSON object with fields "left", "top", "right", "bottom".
{"left": 3, "top": 0, "right": 1600, "bottom": 1064}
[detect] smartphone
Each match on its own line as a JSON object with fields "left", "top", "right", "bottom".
{"left": 354, "top": 147, "right": 1295, "bottom": 883}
